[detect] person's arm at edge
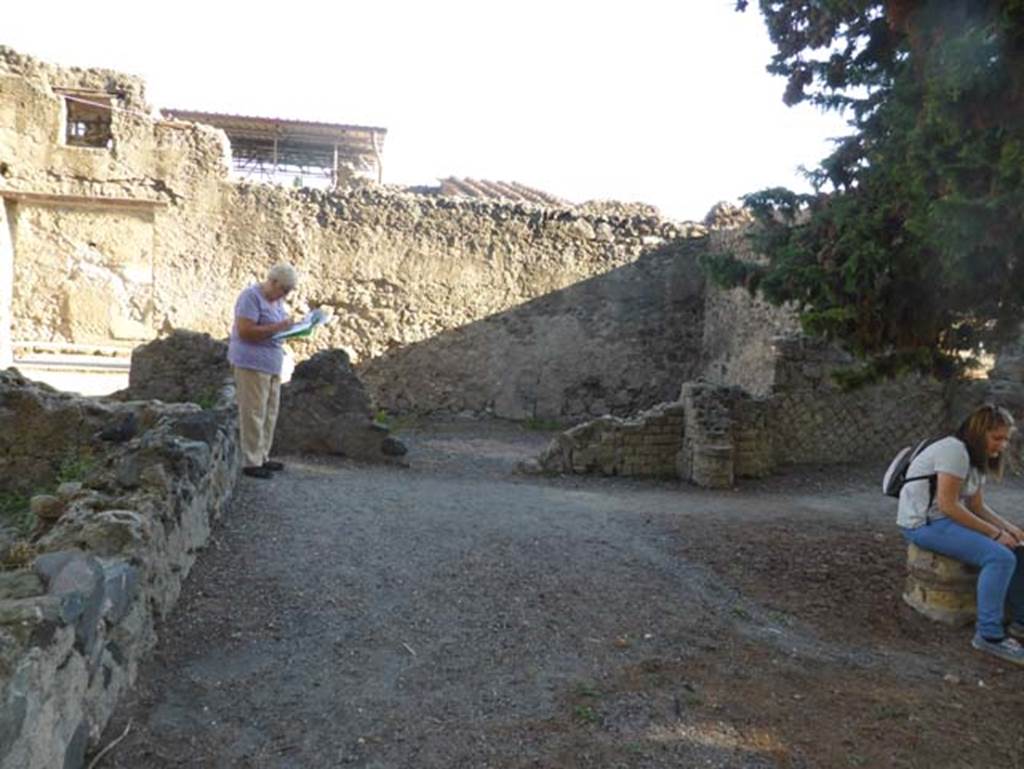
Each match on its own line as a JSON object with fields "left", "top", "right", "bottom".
{"left": 940, "top": 475, "right": 1016, "bottom": 547}
{"left": 972, "top": 494, "right": 1024, "bottom": 544}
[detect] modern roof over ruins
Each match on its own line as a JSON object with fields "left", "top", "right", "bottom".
{"left": 160, "top": 109, "right": 387, "bottom": 186}
{"left": 435, "top": 177, "right": 567, "bottom": 206}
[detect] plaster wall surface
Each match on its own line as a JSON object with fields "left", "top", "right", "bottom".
{"left": 0, "top": 46, "right": 970, "bottom": 437}
{"left": 1, "top": 47, "right": 709, "bottom": 420}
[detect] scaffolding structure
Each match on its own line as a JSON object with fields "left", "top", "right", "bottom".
{"left": 161, "top": 109, "right": 387, "bottom": 187}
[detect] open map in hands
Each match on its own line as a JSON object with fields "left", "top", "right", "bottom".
{"left": 272, "top": 306, "right": 334, "bottom": 340}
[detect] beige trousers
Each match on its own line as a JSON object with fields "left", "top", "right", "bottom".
{"left": 233, "top": 367, "right": 281, "bottom": 468}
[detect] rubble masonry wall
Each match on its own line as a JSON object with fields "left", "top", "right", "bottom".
{"left": 0, "top": 47, "right": 707, "bottom": 420}
{"left": 0, "top": 370, "right": 240, "bottom": 769}
{"left": 1, "top": 46, "right": 960, "bottom": 446}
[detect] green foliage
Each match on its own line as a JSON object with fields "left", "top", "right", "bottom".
{"left": 374, "top": 409, "right": 420, "bottom": 432}
{"left": 573, "top": 704, "right": 600, "bottom": 724}
{"left": 0, "top": 493, "right": 32, "bottom": 538}
{"left": 573, "top": 681, "right": 602, "bottom": 699}
{"left": 56, "top": 448, "right": 96, "bottom": 484}
{"left": 0, "top": 541, "right": 39, "bottom": 570}
{"left": 194, "top": 389, "right": 219, "bottom": 410}
{"left": 522, "top": 416, "right": 563, "bottom": 432}
{"left": 717, "top": 1, "right": 1024, "bottom": 381}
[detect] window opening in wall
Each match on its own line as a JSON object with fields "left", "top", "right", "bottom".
{"left": 64, "top": 96, "right": 113, "bottom": 148}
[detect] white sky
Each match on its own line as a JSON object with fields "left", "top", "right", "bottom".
{"left": 4, "top": 0, "right": 849, "bottom": 222}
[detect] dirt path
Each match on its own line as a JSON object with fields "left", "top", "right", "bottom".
{"left": 100, "top": 420, "right": 1024, "bottom": 768}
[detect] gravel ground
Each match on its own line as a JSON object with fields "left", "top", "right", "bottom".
{"left": 98, "top": 419, "right": 1024, "bottom": 769}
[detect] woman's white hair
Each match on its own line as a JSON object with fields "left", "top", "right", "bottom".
{"left": 267, "top": 263, "right": 298, "bottom": 290}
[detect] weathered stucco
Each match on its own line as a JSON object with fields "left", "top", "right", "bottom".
{"left": 3, "top": 45, "right": 1010, "bottom": 444}
{"left": 1, "top": 46, "right": 710, "bottom": 420}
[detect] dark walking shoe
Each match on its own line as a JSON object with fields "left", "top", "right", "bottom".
{"left": 242, "top": 465, "right": 272, "bottom": 479}
{"left": 1008, "top": 622, "right": 1024, "bottom": 641}
{"left": 262, "top": 460, "right": 285, "bottom": 472}
{"left": 971, "top": 633, "right": 1024, "bottom": 666}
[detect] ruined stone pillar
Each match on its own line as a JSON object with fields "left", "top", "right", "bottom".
{"left": 903, "top": 543, "right": 977, "bottom": 626}
{"left": 0, "top": 200, "right": 13, "bottom": 369}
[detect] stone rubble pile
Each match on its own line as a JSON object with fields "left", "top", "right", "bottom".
{"left": 703, "top": 201, "right": 756, "bottom": 230}
{"left": 123, "top": 329, "right": 233, "bottom": 405}
{"left": 273, "top": 349, "right": 407, "bottom": 461}
{"left": 122, "top": 331, "right": 408, "bottom": 462}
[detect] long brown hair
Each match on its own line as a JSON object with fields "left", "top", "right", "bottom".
{"left": 954, "top": 403, "right": 1015, "bottom": 479}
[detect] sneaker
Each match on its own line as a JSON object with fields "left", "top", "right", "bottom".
{"left": 262, "top": 460, "right": 285, "bottom": 472}
{"left": 242, "top": 465, "right": 272, "bottom": 479}
{"left": 1008, "top": 622, "right": 1024, "bottom": 641}
{"left": 971, "top": 633, "right": 1024, "bottom": 666}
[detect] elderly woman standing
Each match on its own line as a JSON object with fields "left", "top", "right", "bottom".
{"left": 228, "top": 263, "right": 297, "bottom": 479}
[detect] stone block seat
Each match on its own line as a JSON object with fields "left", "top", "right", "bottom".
{"left": 902, "top": 543, "right": 978, "bottom": 626}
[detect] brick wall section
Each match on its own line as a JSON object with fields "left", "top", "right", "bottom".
{"left": 540, "top": 356, "right": 952, "bottom": 487}
{"left": 767, "top": 336, "right": 950, "bottom": 465}
{"left": 677, "top": 382, "right": 773, "bottom": 488}
{"left": 537, "top": 402, "right": 685, "bottom": 478}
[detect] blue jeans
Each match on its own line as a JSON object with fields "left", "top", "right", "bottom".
{"left": 902, "top": 517, "right": 1024, "bottom": 639}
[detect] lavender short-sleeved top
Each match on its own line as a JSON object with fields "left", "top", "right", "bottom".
{"left": 227, "top": 283, "right": 288, "bottom": 375}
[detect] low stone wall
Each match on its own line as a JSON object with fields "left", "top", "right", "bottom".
{"left": 534, "top": 369, "right": 947, "bottom": 488}
{"left": 535, "top": 402, "right": 686, "bottom": 478}
{"left": 533, "top": 381, "right": 775, "bottom": 487}
{"left": 0, "top": 373, "right": 239, "bottom": 769}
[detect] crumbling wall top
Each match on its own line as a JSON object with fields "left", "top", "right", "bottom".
{"left": 0, "top": 46, "right": 150, "bottom": 114}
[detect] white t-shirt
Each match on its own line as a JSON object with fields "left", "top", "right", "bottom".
{"left": 897, "top": 436, "right": 984, "bottom": 529}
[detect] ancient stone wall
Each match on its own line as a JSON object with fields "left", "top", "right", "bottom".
{"left": 357, "top": 235, "right": 706, "bottom": 419}
{"left": 1, "top": 47, "right": 708, "bottom": 421}
{"left": 533, "top": 381, "right": 774, "bottom": 487}
{"left": 219, "top": 186, "right": 708, "bottom": 420}
{"left": 767, "top": 336, "right": 950, "bottom": 465}
{"left": 0, "top": 47, "right": 229, "bottom": 355}
{"left": 0, "top": 372, "right": 239, "bottom": 769}
{"left": 700, "top": 224, "right": 800, "bottom": 396}
{"left": 0, "top": 47, "right": 976, "bottom": 442}
{"left": 535, "top": 402, "right": 686, "bottom": 478}
{"left": 539, "top": 359, "right": 952, "bottom": 487}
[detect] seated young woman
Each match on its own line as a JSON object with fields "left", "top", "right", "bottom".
{"left": 898, "top": 403, "right": 1024, "bottom": 665}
